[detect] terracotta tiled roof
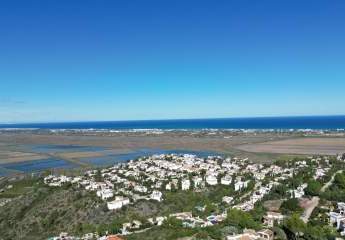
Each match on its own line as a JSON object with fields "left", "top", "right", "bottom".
{"left": 107, "top": 235, "right": 124, "bottom": 240}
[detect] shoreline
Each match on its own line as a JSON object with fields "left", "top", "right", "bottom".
{"left": 0, "top": 115, "right": 345, "bottom": 131}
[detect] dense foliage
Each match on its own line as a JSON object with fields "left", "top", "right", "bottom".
{"left": 280, "top": 198, "right": 302, "bottom": 215}
{"left": 305, "top": 180, "right": 322, "bottom": 196}
{"left": 322, "top": 172, "right": 345, "bottom": 201}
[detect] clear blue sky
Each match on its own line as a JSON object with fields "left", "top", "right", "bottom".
{"left": 1, "top": 0, "right": 345, "bottom": 123}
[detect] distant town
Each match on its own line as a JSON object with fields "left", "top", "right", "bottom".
{"left": 1, "top": 150, "right": 343, "bottom": 239}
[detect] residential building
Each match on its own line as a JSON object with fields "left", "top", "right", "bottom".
{"left": 150, "top": 190, "right": 163, "bottom": 202}
{"left": 221, "top": 175, "right": 232, "bottom": 185}
{"left": 263, "top": 212, "right": 285, "bottom": 227}
{"left": 181, "top": 179, "right": 191, "bottom": 190}
{"left": 206, "top": 174, "right": 218, "bottom": 186}
{"left": 107, "top": 196, "right": 130, "bottom": 210}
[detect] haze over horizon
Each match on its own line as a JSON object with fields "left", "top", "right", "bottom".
{"left": 1, "top": 0, "right": 345, "bottom": 123}
{"left": 2, "top": 114, "right": 345, "bottom": 125}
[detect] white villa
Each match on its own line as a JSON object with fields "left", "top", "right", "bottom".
{"left": 96, "top": 189, "right": 114, "bottom": 200}
{"left": 107, "top": 196, "right": 130, "bottom": 210}
{"left": 150, "top": 190, "right": 163, "bottom": 202}
{"left": 221, "top": 175, "right": 232, "bottom": 185}
{"left": 234, "top": 180, "right": 249, "bottom": 191}
{"left": 181, "top": 179, "right": 191, "bottom": 191}
{"left": 206, "top": 174, "right": 218, "bottom": 186}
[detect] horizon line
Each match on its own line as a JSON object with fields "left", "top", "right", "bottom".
{"left": 1, "top": 114, "right": 345, "bottom": 125}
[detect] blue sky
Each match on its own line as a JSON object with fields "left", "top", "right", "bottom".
{"left": 1, "top": 0, "right": 345, "bottom": 123}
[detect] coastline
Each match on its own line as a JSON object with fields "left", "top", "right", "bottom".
{"left": 1, "top": 115, "right": 345, "bottom": 130}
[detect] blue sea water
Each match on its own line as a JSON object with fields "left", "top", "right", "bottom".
{"left": 1, "top": 116, "right": 345, "bottom": 130}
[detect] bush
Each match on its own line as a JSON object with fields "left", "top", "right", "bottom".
{"left": 334, "top": 173, "right": 345, "bottom": 189}
{"left": 305, "top": 180, "right": 322, "bottom": 196}
{"left": 225, "top": 209, "right": 260, "bottom": 230}
{"left": 283, "top": 213, "right": 305, "bottom": 237}
{"left": 280, "top": 198, "right": 302, "bottom": 214}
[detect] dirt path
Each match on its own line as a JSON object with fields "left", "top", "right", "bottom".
{"left": 301, "top": 196, "right": 319, "bottom": 223}
{"left": 321, "top": 170, "right": 343, "bottom": 193}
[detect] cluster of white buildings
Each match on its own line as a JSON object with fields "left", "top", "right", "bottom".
{"left": 329, "top": 202, "right": 345, "bottom": 235}
{"left": 44, "top": 153, "right": 257, "bottom": 212}
{"left": 44, "top": 153, "right": 320, "bottom": 216}
{"left": 44, "top": 175, "right": 73, "bottom": 187}
{"left": 44, "top": 153, "right": 340, "bottom": 238}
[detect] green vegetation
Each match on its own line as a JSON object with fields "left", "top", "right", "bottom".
{"left": 224, "top": 208, "right": 260, "bottom": 230}
{"left": 280, "top": 198, "right": 302, "bottom": 215}
{"left": 308, "top": 207, "right": 329, "bottom": 226}
{"left": 305, "top": 180, "right": 322, "bottom": 196}
{"left": 322, "top": 172, "right": 345, "bottom": 201}
{"left": 161, "top": 185, "right": 234, "bottom": 217}
{"left": 0, "top": 176, "right": 247, "bottom": 240}
{"left": 283, "top": 214, "right": 338, "bottom": 240}
{"left": 0, "top": 178, "right": 42, "bottom": 198}
{"left": 126, "top": 208, "right": 261, "bottom": 240}
{"left": 0, "top": 177, "right": 140, "bottom": 239}
{"left": 264, "top": 184, "right": 289, "bottom": 200}
{"left": 1, "top": 155, "right": 345, "bottom": 240}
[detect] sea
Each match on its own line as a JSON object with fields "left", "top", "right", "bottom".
{"left": 0, "top": 115, "right": 345, "bottom": 130}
